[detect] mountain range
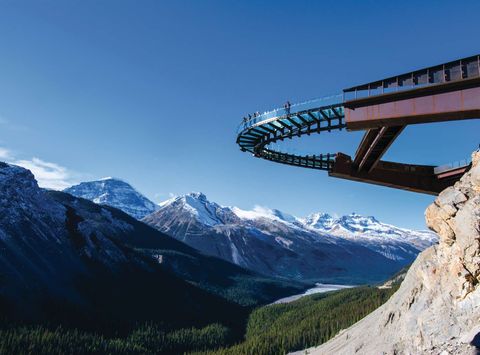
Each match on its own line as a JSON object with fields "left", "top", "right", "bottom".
{"left": 144, "top": 193, "right": 437, "bottom": 283}
{"left": 65, "top": 178, "right": 437, "bottom": 284}
{"left": 0, "top": 162, "right": 443, "bottom": 353}
{"left": 0, "top": 163, "right": 305, "bottom": 329}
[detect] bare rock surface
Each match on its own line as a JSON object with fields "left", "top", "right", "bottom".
{"left": 295, "top": 151, "right": 480, "bottom": 355}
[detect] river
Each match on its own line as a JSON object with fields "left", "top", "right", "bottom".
{"left": 272, "top": 283, "right": 354, "bottom": 305}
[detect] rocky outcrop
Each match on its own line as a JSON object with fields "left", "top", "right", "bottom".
{"left": 299, "top": 151, "right": 480, "bottom": 355}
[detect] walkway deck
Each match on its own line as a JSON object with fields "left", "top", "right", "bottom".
{"left": 236, "top": 55, "right": 479, "bottom": 194}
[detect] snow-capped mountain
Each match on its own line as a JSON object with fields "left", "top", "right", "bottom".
{"left": 300, "top": 212, "right": 438, "bottom": 261}
{"left": 300, "top": 212, "right": 336, "bottom": 230}
{"left": 60, "top": 173, "right": 438, "bottom": 284}
{"left": 0, "top": 163, "right": 158, "bottom": 312}
{"left": 144, "top": 192, "right": 438, "bottom": 284}
{"left": 0, "top": 163, "right": 305, "bottom": 321}
{"left": 64, "top": 178, "right": 157, "bottom": 219}
{"left": 157, "top": 192, "right": 239, "bottom": 226}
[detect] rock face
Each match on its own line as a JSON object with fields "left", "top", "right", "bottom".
{"left": 300, "top": 151, "right": 480, "bottom": 355}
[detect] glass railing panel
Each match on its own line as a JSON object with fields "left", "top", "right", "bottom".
{"left": 342, "top": 56, "right": 480, "bottom": 101}
{"left": 399, "top": 75, "right": 413, "bottom": 87}
{"left": 237, "top": 94, "right": 344, "bottom": 134}
{"left": 466, "top": 59, "right": 480, "bottom": 77}
{"left": 430, "top": 67, "right": 444, "bottom": 84}
{"left": 415, "top": 70, "right": 429, "bottom": 85}
{"left": 446, "top": 63, "right": 462, "bottom": 81}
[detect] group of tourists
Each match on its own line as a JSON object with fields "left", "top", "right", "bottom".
{"left": 242, "top": 111, "right": 261, "bottom": 123}
{"left": 242, "top": 113, "right": 256, "bottom": 123}
{"left": 242, "top": 101, "right": 292, "bottom": 124}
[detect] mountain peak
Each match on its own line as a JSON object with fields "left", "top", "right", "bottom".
{"left": 0, "top": 162, "right": 41, "bottom": 194}
{"left": 64, "top": 178, "right": 157, "bottom": 220}
{"left": 186, "top": 192, "right": 208, "bottom": 201}
{"left": 145, "top": 191, "right": 438, "bottom": 280}
{"left": 97, "top": 177, "right": 129, "bottom": 185}
{"left": 301, "top": 212, "right": 335, "bottom": 230}
{"left": 159, "top": 192, "right": 210, "bottom": 207}
{"left": 0, "top": 162, "right": 31, "bottom": 180}
{"left": 307, "top": 212, "right": 333, "bottom": 221}
{"left": 230, "top": 205, "right": 298, "bottom": 225}
{"left": 155, "top": 192, "right": 235, "bottom": 227}
{"left": 346, "top": 212, "right": 376, "bottom": 219}
{"left": 337, "top": 213, "right": 381, "bottom": 229}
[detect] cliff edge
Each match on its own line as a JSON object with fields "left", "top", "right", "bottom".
{"left": 298, "top": 151, "right": 480, "bottom": 355}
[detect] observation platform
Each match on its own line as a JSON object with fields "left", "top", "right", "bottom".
{"left": 236, "top": 55, "right": 480, "bottom": 194}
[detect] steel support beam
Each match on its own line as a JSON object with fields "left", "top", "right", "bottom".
{"left": 330, "top": 153, "right": 462, "bottom": 195}
{"left": 345, "top": 79, "right": 480, "bottom": 130}
{"left": 354, "top": 125, "right": 405, "bottom": 172}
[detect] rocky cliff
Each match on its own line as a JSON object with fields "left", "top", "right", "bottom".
{"left": 298, "top": 151, "right": 480, "bottom": 355}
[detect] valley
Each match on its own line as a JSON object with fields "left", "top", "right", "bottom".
{"left": 0, "top": 285, "right": 399, "bottom": 354}
{"left": 271, "top": 283, "right": 353, "bottom": 304}
{"left": 66, "top": 179, "right": 437, "bottom": 284}
{"left": 1, "top": 4, "right": 477, "bottom": 353}
{"left": 0, "top": 162, "right": 436, "bottom": 354}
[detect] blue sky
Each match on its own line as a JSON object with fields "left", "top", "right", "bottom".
{"left": 0, "top": 0, "right": 479, "bottom": 229}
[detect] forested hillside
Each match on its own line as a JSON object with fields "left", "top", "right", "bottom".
{"left": 206, "top": 286, "right": 399, "bottom": 354}
{"left": 0, "top": 286, "right": 398, "bottom": 354}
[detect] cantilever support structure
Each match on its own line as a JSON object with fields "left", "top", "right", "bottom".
{"left": 354, "top": 126, "right": 405, "bottom": 173}
{"left": 330, "top": 153, "right": 468, "bottom": 195}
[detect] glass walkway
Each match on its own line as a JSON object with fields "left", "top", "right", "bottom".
{"left": 236, "top": 55, "right": 479, "bottom": 193}
{"left": 236, "top": 94, "right": 345, "bottom": 171}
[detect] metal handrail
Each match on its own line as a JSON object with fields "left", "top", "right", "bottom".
{"left": 237, "top": 93, "right": 343, "bottom": 134}
{"left": 344, "top": 54, "right": 480, "bottom": 101}
{"left": 434, "top": 158, "right": 472, "bottom": 174}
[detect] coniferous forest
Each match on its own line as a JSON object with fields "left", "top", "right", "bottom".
{"left": 0, "top": 285, "right": 398, "bottom": 354}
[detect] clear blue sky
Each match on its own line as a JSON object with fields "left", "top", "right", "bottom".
{"left": 0, "top": 0, "right": 479, "bottom": 229}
